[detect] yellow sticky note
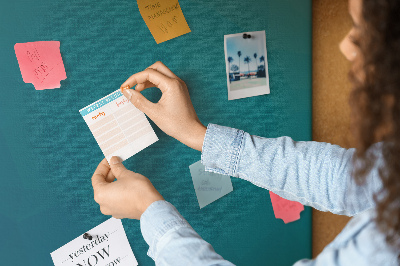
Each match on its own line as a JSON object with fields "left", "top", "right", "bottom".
{"left": 137, "top": 0, "right": 191, "bottom": 44}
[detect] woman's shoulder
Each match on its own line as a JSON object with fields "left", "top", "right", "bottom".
{"left": 323, "top": 209, "right": 399, "bottom": 265}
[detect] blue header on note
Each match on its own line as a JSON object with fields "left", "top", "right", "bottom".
{"left": 80, "top": 90, "right": 123, "bottom": 116}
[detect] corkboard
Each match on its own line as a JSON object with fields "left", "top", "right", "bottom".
{"left": 312, "top": 0, "right": 353, "bottom": 257}
{"left": 1, "top": 0, "right": 312, "bottom": 264}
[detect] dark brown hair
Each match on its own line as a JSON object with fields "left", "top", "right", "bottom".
{"left": 350, "top": 0, "right": 400, "bottom": 251}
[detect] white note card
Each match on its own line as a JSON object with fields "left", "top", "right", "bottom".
{"left": 51, "top": 218, "right": 137, "bottom": 266}
{"left": 79, "top": 89, "right": 158, "bottom": 162}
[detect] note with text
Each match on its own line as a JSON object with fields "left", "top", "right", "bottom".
{"left": 189, "top": 160, "right": 233, "bottom": 209}
{"left": 79, "top": 89, "right": 158, "bottom": 162}
{"left": 137, "top": 0, "right": 191, "bottom": 44}
{"left": 14, "top": 41, "right": 67, "bottom": 90}
{"left": 269, "top": 191, "right": 304, "bottom": 224}
{"left": 51, "top": 218, "right": 137, "bottom": 266}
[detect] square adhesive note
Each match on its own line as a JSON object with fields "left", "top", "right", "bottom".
{"left": 269, "top": 191, "right": 304, "bottom": 224}
{"left": 79, "top": 89, "right": 158, "bottom": 162}
{"left": 137, "top": 0, "right": 191, "bottom": 44}
{"left": 51, "top": 218, "right": 137, "bottom": 266}
{"left": 14, "top": 41, "right": 67, "bottom": 90}
{"left": 189, "top": 161, "right": 233, "bottom": 209}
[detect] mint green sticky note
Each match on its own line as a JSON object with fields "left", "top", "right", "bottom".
{"left": 189, "top": 160, "right": 233, "bottom": 209}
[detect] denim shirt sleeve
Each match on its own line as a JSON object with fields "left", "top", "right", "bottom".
{"left": 201, "top": 123, "right": 382, "bottom": 216}
{"left": 140, "top": 200, "right": 235, "bottom": 266}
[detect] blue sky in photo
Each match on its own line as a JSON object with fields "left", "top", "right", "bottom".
{"left": 226, "top": 31, "right": 266, "bottom": 73}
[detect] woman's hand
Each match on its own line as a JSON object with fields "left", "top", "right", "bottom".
{"left": 91, "top": 157, "right": 164, "bottom": 220}
{"left": 120, "top": 61, "right": 206, "bottom": 152}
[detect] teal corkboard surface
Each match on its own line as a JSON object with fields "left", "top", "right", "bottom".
{"left": 0, "top": 0, "right": 312, "bottom": 265}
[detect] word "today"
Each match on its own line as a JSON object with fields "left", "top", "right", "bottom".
{"left": 92, "top": 112, "right": 105, "bottom": 120}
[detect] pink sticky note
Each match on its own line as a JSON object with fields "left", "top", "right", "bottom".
{"left": 14, "top": 41, "right": 67, "bottom": 90}
{"left": 269, "top": 191, "right": 304, "bottom": 224}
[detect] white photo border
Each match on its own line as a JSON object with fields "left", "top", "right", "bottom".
{"left": 224, "top": 30, "right": 270, "bottom": 100}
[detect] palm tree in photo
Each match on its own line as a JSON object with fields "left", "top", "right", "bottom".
{"left": 253, "top": 53, "right": 258, "bottom": 75}
{"left": 260, "top": 55, "right": 266, "bottom": 75}
{"left": 227, "top": 56, "right": 234, "bottom": 83}
{"left": 237, "top": 51, "right": 242, "bottom": 78}
{"left": 244, "top": 56, "right": 251, "bottom": 78}
{"left": 227, "top": 56, "right": 234, "bottom": 73}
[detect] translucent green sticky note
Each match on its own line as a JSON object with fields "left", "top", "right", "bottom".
{"left": 189, "top": 160, "right": 233, "bottom": 209}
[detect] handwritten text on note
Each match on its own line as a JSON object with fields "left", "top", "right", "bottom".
{"left": 14, "top": 41, "right": 67, "bottom": 90}
{"left": 189, "top": 161, "right": 233, "bottom": 209}
{"left": 137, "top": 0, "right": 191, "bottom": 44}
{"left": 79, "top": 89, "right": 158, "bottom": 163}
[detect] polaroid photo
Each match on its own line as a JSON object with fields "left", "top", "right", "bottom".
{"left": 224, "top": 30, "right": 270, "bottom": 100}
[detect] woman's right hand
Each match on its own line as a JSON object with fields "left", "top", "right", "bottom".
{"left": 120, "top": 61, "right": 207, "bottom": 152}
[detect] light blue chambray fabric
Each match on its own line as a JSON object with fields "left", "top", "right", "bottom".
{"left": 140, "top": 123, "right": 399, "bottom": 265}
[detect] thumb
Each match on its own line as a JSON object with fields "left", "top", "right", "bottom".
{"left": 122, "top": 89, "right": 154, "bottom": 114}
{"left": 109, "top": 156, "right": 128, "bottom": 178}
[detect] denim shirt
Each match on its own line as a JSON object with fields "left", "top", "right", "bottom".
{"left": 140, "top": 124, "right": 399, "bottom": 265}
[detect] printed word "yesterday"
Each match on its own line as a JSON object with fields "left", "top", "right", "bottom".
{"left": 68, "top": 233, "right": 109, "bottom": 260}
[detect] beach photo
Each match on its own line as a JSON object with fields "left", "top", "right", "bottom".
{"left": 224, "top": 30, "right": 270, "bottom": 100}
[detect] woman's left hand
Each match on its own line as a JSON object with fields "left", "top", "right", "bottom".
{"left": 91, "top": 157, "right": 164, "bottom": 219}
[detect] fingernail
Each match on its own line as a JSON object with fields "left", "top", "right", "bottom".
{"left": 120, "top": 85, "right": 130, "bottom": 92}
{"left": 110, "top": 156, "right": 122, "bottom": 165}
{"left": 123, "top": 89, "right": 133, "bottom": 100}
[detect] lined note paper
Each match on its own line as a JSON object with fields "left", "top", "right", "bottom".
{"left": 14, "top": 41, "right": 67, "bottom": 90}
{"left": 79, "top": 89, "right": 158, "bottom": 162}
{"left": 269, "top": 192, "right": 304, "bottom": 224}
{"left": 137, "top": 0, "right": 191, "bottom": 44}
{"left": 189, "top": 161, "right": 233, "bottom": 209}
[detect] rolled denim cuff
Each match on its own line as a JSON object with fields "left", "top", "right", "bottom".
{"left": 201, "top": 123, "right": 244, "bottom": 177}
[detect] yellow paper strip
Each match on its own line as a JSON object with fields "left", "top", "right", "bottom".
{"left": 137, "top": 0, "right": 191, "bottom": 44}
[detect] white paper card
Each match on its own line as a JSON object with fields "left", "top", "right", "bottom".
{"left": 79, "top": 89, "right": 158, "bottom": 162}
{"left": 189, "top": 160, "right": 234, "bottom": 209}
{"left": 224, "top": 30, "right": 270, "bottom": 100}
{"left": 50, "top": 218, "right": 137, "bottom": 266}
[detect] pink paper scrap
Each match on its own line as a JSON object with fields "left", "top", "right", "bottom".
{"left": 14, "top": 41, "right": 67, "bottom": 90}
{"left": 269, "top": 191, "right": 304, "bottom": 224}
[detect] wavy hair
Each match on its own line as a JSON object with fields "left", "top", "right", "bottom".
{"left": 350, "top": 0, "right": 400, "bottom": 251}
